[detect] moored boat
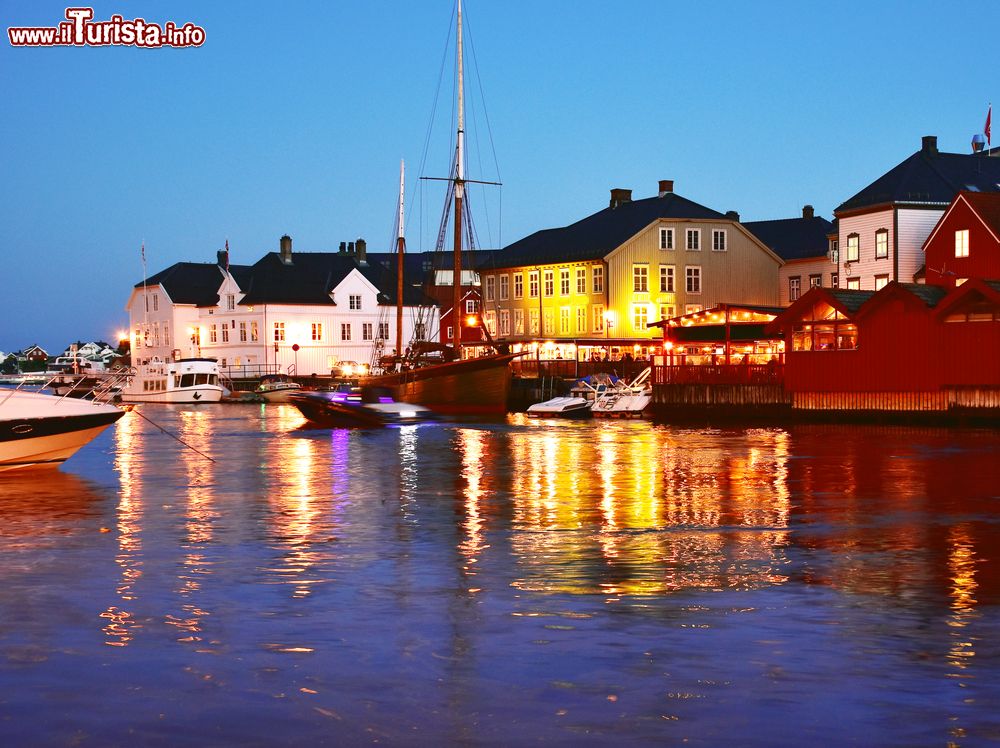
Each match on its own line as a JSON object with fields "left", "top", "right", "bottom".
{"left": 255, "top": 374, "right": 303, "bottom": 404}
{"left": 289, "top": 386, "right": 439, "bottom": 428}
{"left": 592, "top": 367, "right": 652, "bottom": 418}
{"left": 119, "top": 357, "right": 226, "bottom": 404}
{"left": 526, "top": 395, "right": 593, "bottom": 419}
{"left": 0, "top": 388, "right": 124, "bottom": 471}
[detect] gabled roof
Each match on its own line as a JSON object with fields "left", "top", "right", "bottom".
{"left": 135, "top": 262, "right": 235, "bottom": 306}
{"left": 493, "top": 192, "right": 726, "bottom": 269}
{"left": 836, "top": 137, "right": 1000, "bottom": 215}
{"left": 932, "top": 277, "right": 1000, "bottom": 319}
{"left": 766, "top": 287, "right": 875, "bottom": 335}
{"left": 826, "top": 288, "right": 878, "bottom": 314}
{"left": 854, "top": 282, "right": 949, "bottom": 320}
{"left": 238, "top": 252, "right": 434, "bottom": 307}
{"left": 743, "top": 215, "right": 835, "bottom": 261}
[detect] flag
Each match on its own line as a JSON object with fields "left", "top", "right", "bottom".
{"left": 141, "top": 241, "right": 145, "bottom": 264}
{"left": 987, "top": 104, "right": 992, "bottom": 146}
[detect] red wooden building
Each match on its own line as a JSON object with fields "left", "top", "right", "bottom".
{"left": 922, "top": 191, "right": 1000, "bottom": 289}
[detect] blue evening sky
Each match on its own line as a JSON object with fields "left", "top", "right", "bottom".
{"left": 1, "top": 0, "right": 996, "bottom": 353}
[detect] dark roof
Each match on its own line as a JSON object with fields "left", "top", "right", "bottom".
{"left": 895, "top": 282, "right": 948, "bottom": 307}
{"left": 493, "top": 192, "right": 727, "bottom": 269}
{"left": 836, "top": 138, "right": 1000, "bottom": 214}
{"left": 743, "top": 215, "right": 834, "bottom": 261}
{"left": 960, "top": 191, "right": 1000, "bottom": 236}
{"left": 827, "top": 288, "right": 877, "bottom": 313}
{"left": 136, "top": 262, "right": 232, "bottom": 306}
{"left": 238, "top": 252, "right": 434, "bottom": 307}
{"left": 669, "top": 323, "right": 775, "bottom": 343}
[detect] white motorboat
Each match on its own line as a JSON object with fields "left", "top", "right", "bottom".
{"left": 592, "top": 367, "right": 652, "bottom": 418}
{"left": 0, "top": 387, "right": 124, "bottom": 471}
{"left": 526, "top": 396, "right": 593, "bottom": 418}
{"left": 119, "top": 357, "right": 226, "bottom": 404}
{"left": 255, "top": 374, "right": 303, "bottom": 404}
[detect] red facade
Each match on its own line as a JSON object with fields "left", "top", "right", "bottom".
{"left": 924, "top": 192, "right": 1000, "bottom": 289}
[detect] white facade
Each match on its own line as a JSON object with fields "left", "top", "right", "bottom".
{"left": 836, "top": 206, "right": 945, "bottom": 289}
{"left": 124, "top": 284, "right": 198, "bottom": 364}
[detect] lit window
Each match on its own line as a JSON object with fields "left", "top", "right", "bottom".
{"left": 544, "top": 270, "right": 554, "bottom": 297}
{"left": 593, "top": 304, "right": 605, "bottom": 333}
{"left": 846, "top": 233, "right": 860, "bottom": 262}
{"left": 543, "top": 309, "right": 554, "bottom": 334}
{"left": 874, "top": 274, "right": 889, "bottom": 291}
{"left": 660, "top": 265, "right": 675, "bottom": 293}
{"left": 633, "top": 304, "right": 649, "bottom": 330}
{"left": 576, "top": 268, "right": 586, "bottom": 294}
{"left": 559, "top": 307, "right": 570, "bottom": 334}
{"left": 686, "top": 266, "right": 702, "bottom": 294}
{"left": 846, "top": 278, "right": 861, "bottom": 290}
{"left": 273, "top": 322, "right": 285, "bottom": 342}
{"left": 875, "top": 229, "right": 889, "bottom": 259}
{"left": 529, "top": 309, "right": 539, "bottom": 335}
{"left": 576, "top": 307, "right": 586, "bottom": 333}
{"left": 955, "top": 229, "right": 969, "bottom": 258}
{"left": 633, "top": 265, "right": 649, "bottom": 292}
{"left": 312, "top": 323, "right": 323, "bottom": 341}
{"left": 560, "top": 269, "right": 570, "bottom": 296}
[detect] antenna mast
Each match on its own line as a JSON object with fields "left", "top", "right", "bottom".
{"left": 396, "top": 160, "right": 406, "bottom": 365}
{"left": 451, "top": 0, "right": 465, "bottom": 354}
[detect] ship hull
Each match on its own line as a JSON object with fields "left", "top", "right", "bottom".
{"left": 365, "top": 354, "right": 518, "bottom": 415}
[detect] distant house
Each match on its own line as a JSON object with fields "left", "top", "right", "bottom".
{"left": 744, "top": 205, "right": 836, "bottom": 305}
{"left": 922, "top": 191, "right": 1000, "bottom": 289}
{"left": 22, "top": 344, "right": 47, "bottom": 363}
{"left": 126, "top": 236, "right": 438, "bottom": 376}
{"left": 833, "top": 135, "right": 1000, "bottom": 290}
{"left": 479, "top": 180, "right": 783, "bottom": 359}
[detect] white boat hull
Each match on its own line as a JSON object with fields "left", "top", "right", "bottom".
{"left": 257, "top": 385, "right": 302, "bottom": 404}
{"left": 120, "top": 385, "right": 224, "bottom": 404}
{"left": 526, "top": 396, "right": 593, "bottom": 418}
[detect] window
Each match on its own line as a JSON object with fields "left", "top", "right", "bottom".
{"left": 499, "top": 275, "right": 509, "bottom": 300}
{"left": 633, "top": 265, "right": 649, "bottom": 292}
{"left": 210, "top": 324, "right": 218, "bottom": 343}
{"left": 831, "top": 274, "right": 839, "bottom": 289}
{"left": 446, "top": 326, "right": 453, "bottom": 340}
{"left": 686, "top": 266, "right": 702, "bottom": 294}
{"left": 349, "top": 295, "right": 362, "bottom": 310}
{"left": 789, "top": 276, "right": 801, "bottom": 301}
{"left": 273, "top": 322, "right": 285, "bottom": 342}
{"left": 514, "top": 273, "right": 523, "bottom": 299}
{"left": 311, "top": 323, "right": 323, "bottom": 341}
{"left": 592, "top": 266, "right": 604, "bottom": 294}
{"left": 809, "top": 274, "right": 822, "bottom": 289}
{"left": 576, "top": 268, "right": 586, "bottom": 294}
{"left": 499, "top": 310, "right": 510, "bottom": 336}
{"left": 560, "top": 269, "right": 570, "bottom": 295}
{"left": 660, "top": 265, "right": 675, "bottom": 293}
{"left": 378, "top": 323, "right": 389, "bottom": 339}
{"left": 686, "top": 229, "right": 700, "bottom": 251}
{"left": 226, "top": 294, "right": 235, "bottom": 311}
{"left": 221, "top": 324, "right": 229, "bottom": 343}
{"left": 955, "top": 229, "right": 970, "bottom": 258}
{"left": 559, "top": 307, "right": 570, "bottom": 334}
{"left": 846, "top": 233, "right": 859, "bottom": 262}
{"left": 830, "top": 239, "right": 839, "bottom": 264}
{"left": 846, "top": 278, "right": 860, "bottom": 290}
{"left": 529, "top": 271, "right": 539, "bottom": 298}
{"left": 684, "top": 304, "right": 703, "bottom": 315}
{"left": 514, "top": 309, "right": 524, "bottom": 335}
{"left": 529, "top": 309, "right": 539, "bottom": 335}
{"left": 340, "top": 323, "right": 351, "bottom": 341}
{"left": 239, "top": 321, "right": 247, "bottom": 342}
{"left": 484, "top": 311, "right": 497, "bottom": 336}
{"left": 576, "top": 307, "right": 586, "bottom": 333}
{"left": 153, "top": 294, "right": 159, "bottom": 312}
{"left": 874, "top": 274, "right": 890, "bottom": 291}
{"left": 465, "top": 299, "right": 478, "bottom": 314}
{"left": 164, "top": 323, "right": 170, "bottom": 347}
{"left": 633, "top": 304, "right": 649, "bottom": 331}
{"left": 250, "top": 321, "right": 258, "bottom": 342}
{"left": 485, "top": 276, "right": 495, "bottom": 301}
{"left": 544, "top": 270, "right": 554, "bottom": 297}
{"left": 543, "top": 309, "right": 554, "bottom": 335}
{"left": 659, "top": 304, "right": 675, "bottom": 321}
{"left": 791, "top": 303, "right": 858, "bottom": 352}
{"left": 593, "top": 304, "right": 605, "bottom": 333}
{"left": 659, "top": 227, "right": 674, "bottom": 250}
{"left": 362, "top": 323, "right": 373, "bottom": 341}
{"left": 712, "top": 229, "right": 727, "bottom": 251}
{"left": 875, "top": 229, "right": 889, "bottom": 259}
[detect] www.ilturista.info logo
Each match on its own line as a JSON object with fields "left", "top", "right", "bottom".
{"left": 8, "top": 7, "right": 205, "bottom": 48}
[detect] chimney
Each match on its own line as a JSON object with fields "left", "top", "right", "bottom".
{"left": 347, "top": 241, "right": 355, "bottom": 255}
{"left": 356, "top": 237, "right": 367, "bottom": 264}
{"left": 339, "top": 241, "right": 347, "bottom": 253}
{"left": 217, "top": 249, "right": 229, "bottom": 267}
{"left": 802, "top": 205, "right": 814, "bottom": 219}
{"left": 922, "top": 135, "right": 938, "bottom": 154}
{"left": 609, "top": 188, "right": 632, "bottom": 209}
{"left": 725, "top": 210, "right": 740, "bottom": 222}
{"left": 279, "top": 234, "right": 292, "bottom": 264}
{"left": 658, "top": 179, "right": 674, "bottom": 197}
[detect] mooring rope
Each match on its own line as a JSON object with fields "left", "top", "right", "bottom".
{"left": 128, "top": 406, "right": 216, "bottom": 463}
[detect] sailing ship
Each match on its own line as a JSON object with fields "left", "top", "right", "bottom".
{"left": 362, "top": 0, "right": 520, "bottom": 415}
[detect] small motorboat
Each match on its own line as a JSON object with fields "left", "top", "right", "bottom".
{"left": 255, "top": 374, "right": 303, "bottom": 403}
{"left": 119, "top": 357, "right": 226, "bottom": 404}
{"left": 289, "top": 386, "right": 439, "bottom": 428}
{"left": 526, "top": 396, "right": 593, "bottom": 418}
{"left": 592, "top": 367, "right": 652, "bottom": 418}
{"left": 0, "top": 387, "right": 125, "bottom": 471}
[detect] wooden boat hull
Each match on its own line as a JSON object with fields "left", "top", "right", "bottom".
{"left": 364, "top": 353, "right": 518, "bottom": 415}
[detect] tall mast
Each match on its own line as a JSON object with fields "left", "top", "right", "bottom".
{"left": 396, "top": 159, "right": 406, "bottom": 363}
{"left": 451, "top": 0, "right": 465, "bottom": 354}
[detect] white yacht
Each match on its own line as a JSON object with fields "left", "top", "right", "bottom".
{"left": 0, "top": 387, "right": 124, "bottom": 471}
{"left": 119, "top": 357, "right": 226, "bottom": 404}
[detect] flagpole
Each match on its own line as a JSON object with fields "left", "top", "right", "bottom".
{"left": 141, "top": 240, "right": 148, "bottom": 360}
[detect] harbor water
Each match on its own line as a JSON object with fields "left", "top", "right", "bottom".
{"left": 2, "top": 404, "right": 1000, "bottom": 745}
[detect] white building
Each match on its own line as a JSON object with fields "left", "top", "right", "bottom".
{"left": 125, "top": 236, "right": 438, "bottom": 377}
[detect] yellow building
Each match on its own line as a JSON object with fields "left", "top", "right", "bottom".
{"left": 480, "top": 181, "right": 783, "bottom": 359}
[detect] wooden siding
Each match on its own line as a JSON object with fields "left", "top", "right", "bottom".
{"left": 654, "top": 383, "right": 790, "bottom": 407}
{"left": 606, "top": 219, "right": 780, "bottom": 339}
{"left": 924, "top": 199, "right": 1000, "bottom": 288}
{"left": 793, "top": 391, "right": 948, "bottom": 411}
{"left": 837, "top": 208, "right": 894, "bottom": 288}
{"left": 778, "top": 257, "right": 836, "bottom": 305}
{"left": 897, "top": 208, "right": 945, "bottom": 282}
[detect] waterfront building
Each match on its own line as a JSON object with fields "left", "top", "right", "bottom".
{"left": 922, "top": 191, "right": 1000, "bottom": 289}
{"left": 833, "top": 135, "right": 1000, "bottom": 291}
{"left": 743, "top": 206, "right": 837, "bottom": 305}
{"left": 125, "top": 236, "right": 438, "bottom": 377}
{"left": 479, "top": 180, "right": 782, "bottom": 362}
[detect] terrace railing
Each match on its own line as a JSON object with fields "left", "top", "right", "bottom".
{"left": 652, "top": 364, "right": 785, "bottom": 386}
